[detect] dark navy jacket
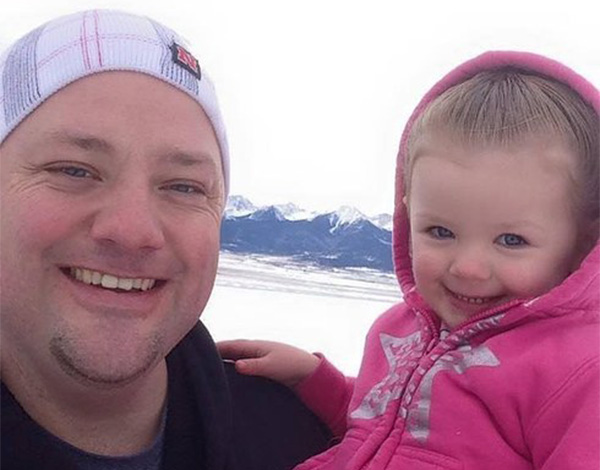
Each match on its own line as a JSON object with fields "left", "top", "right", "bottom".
{"left": 1, "top": 322, "right": 332, "bottom": 469}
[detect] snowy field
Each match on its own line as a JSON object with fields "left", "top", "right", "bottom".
{"left": 202, "top": 252, "right": 402, "bottom": 375}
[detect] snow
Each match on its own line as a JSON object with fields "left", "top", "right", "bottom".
{"left": 248, "top": 206, "right": 286, "bottom": 221}
{"left": 329, "top": 205, "right": 366, "bottom": 233}
{"left": 369, "top": 213, "right": 393, "bottom": 231}
{"left": 203, "top": 252, "right": 402, "bottom": 375}
{"left": 225, "top": 195, "right": 393, "bottom": 228}
{"left": 224, "top": 195, "right": 256, "bottom": 217}
{"left": 272, "top": 202, "right": 316, "bottom": 221}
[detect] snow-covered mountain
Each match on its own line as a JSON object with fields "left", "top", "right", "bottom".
{"left": 224, "top": 195, "right": 257, "bottom": 217}
{"left": 221, "top": 196, "right": 394, "bottom": 272}
{"left": 329, "top": 206, "right": 365, "bottom": 233}
{"left": 271, "top": 202, "right": 316, "bottom": 221}
{"left": 369, "top": 213, "right": 393, "bottom": 231}
{"left": 225, "top": 195, "right": 391, "bottom": 229}
{"left": 248, "top": 206, "right": 286, "bottom": 221}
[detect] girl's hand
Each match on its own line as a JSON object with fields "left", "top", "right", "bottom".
{"left": 217, "top": 339, "right": 320, "bottom": 388}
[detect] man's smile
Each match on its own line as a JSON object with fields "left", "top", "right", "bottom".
{"left": 63, "top": 267, "right": 164, "bottom": 293}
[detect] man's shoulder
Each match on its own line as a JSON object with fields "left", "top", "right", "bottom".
{"left": 224, "top": 361, "right": 332, "bottom": 470}
{"left": 166, "top": 325, "right": 332, "bottom": 470}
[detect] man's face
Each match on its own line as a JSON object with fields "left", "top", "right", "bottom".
{"left": 1, "top": 72, "right": 224, "bottom": 387}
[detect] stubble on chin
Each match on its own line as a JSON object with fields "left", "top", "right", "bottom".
{"left": 49, "top": 333, "right": 163, "bottom": 389}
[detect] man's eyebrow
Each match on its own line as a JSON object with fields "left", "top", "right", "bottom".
{"left": 48, "top": 131, "right": 115, "bottom": 153}
{"left": 162, "top": 151, "right": 219, "bottom": 170}
{"left": 45, "top": 132, "right": 219, "bottom": 171}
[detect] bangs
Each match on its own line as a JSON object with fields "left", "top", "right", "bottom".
{"left": 406, "top": 68, "right": 599, "bottom": 222}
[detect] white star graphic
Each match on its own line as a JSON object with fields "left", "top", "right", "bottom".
{"left": 350, "top": 314, "right": 504, "bottom": 444}
{"left": 351, "top": 331, "right": 425, "bottom": 419}
{"left": 406, "top": 343, "right": 500, "bottom": 442}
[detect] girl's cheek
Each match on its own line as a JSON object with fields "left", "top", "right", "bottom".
{"left": 412, "top": 249, "right": 445, "bottom": 282}
{"left": 498, "top": 262, "right": 559, "bottom": 299}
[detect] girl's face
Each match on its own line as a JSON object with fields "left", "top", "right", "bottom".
{"left": 408, "top": 135, "right": 586, "bottom": 328}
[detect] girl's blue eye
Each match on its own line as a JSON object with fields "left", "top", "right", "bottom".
{"left": 428, "top": 226, "right": 454, "bottom": 239}
{"left": 496, "top": 233, "right": 528, "bottom": 247}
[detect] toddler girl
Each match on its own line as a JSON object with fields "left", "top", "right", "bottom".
{"left": 219, "top": 51, "right": 599, "bottom": 470}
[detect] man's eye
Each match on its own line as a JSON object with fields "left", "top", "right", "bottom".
{"left": 50, "top": 166, "right": 94, "bottom": 178}
{"left": 427, "top": 226, "right": 454, "bottom": 239}
{"left": 496, "top": 233, "right": 528, "bottom": 247}
{"left": 165, "top": 183, "right": 204, "bottom": 195}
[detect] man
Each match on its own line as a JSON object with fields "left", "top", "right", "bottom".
{"left": 0, "top": 10, "right": 330, "bottom": 469}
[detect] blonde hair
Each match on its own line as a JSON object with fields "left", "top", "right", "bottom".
{"left": 406, "top": 68, "right": 599, "bottom": 228}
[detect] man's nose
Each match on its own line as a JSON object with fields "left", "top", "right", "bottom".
{"left": 448, "top": 246, "right": 492, "bottom": 281}
{"left": 90, "top": 186, "right": 165, "bottom": 252}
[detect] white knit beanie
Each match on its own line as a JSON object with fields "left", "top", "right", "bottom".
{"left": 0, "top": 9, "right": 230, "bottom": 195}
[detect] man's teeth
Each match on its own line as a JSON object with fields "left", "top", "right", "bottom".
{"left": 70, "top": 268, "right": 156, "bottom": 291}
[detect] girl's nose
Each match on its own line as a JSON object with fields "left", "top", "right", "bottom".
{"left": 448, "top": 248, "right": 492, "bottom": 281}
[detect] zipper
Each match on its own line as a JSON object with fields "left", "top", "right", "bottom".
{"left": 451, "top": 298, "right": 524, "bottom": 333}
{"left": 414, "top": 308, "right": 440, "bottom": 353}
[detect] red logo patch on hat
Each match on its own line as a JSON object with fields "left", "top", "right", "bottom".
{"left": 171, "top": 42, "right": 202, "bottom": 80}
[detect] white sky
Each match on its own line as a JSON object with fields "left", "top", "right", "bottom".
{"left": 1, "top": 0, "right": 598, "bottom": 215}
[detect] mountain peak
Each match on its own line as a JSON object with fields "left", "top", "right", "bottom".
{"left": 225, "top": 195, "right": 256, "bottom": 217}
{"left": 220, "top": 200, "right": 394, "bottom": 272}
{"left": 329, "top": 205, "right": 365, "bottom": 232}
{"left": 225, "top": 195, "right": 391, "bottom": 230}
{"left": 369, "top": 213, "right": 393, "bottom": 231}
{"left": 249, "top": 206, "right": 286, "bottom": 221}
{"left": 272, "top": 202, "right": 315, "bottom": 221}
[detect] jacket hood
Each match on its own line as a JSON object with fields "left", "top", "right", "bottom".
{"left": 393, "top": 51, "right": 600, "bottom": 303}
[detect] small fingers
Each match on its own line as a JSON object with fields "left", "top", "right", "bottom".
{"left": 234, "top": 357, "right": 270, "bottom": 376}
{"left": 216, "top": 339, "right": 275, "bottom": 360}
{"left": 217, "top": 339, "right": 261, "bottom": 360}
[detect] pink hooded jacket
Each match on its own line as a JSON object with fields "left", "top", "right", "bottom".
{"left": 294, "top": 51, "right": 600, "bottom": 470}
